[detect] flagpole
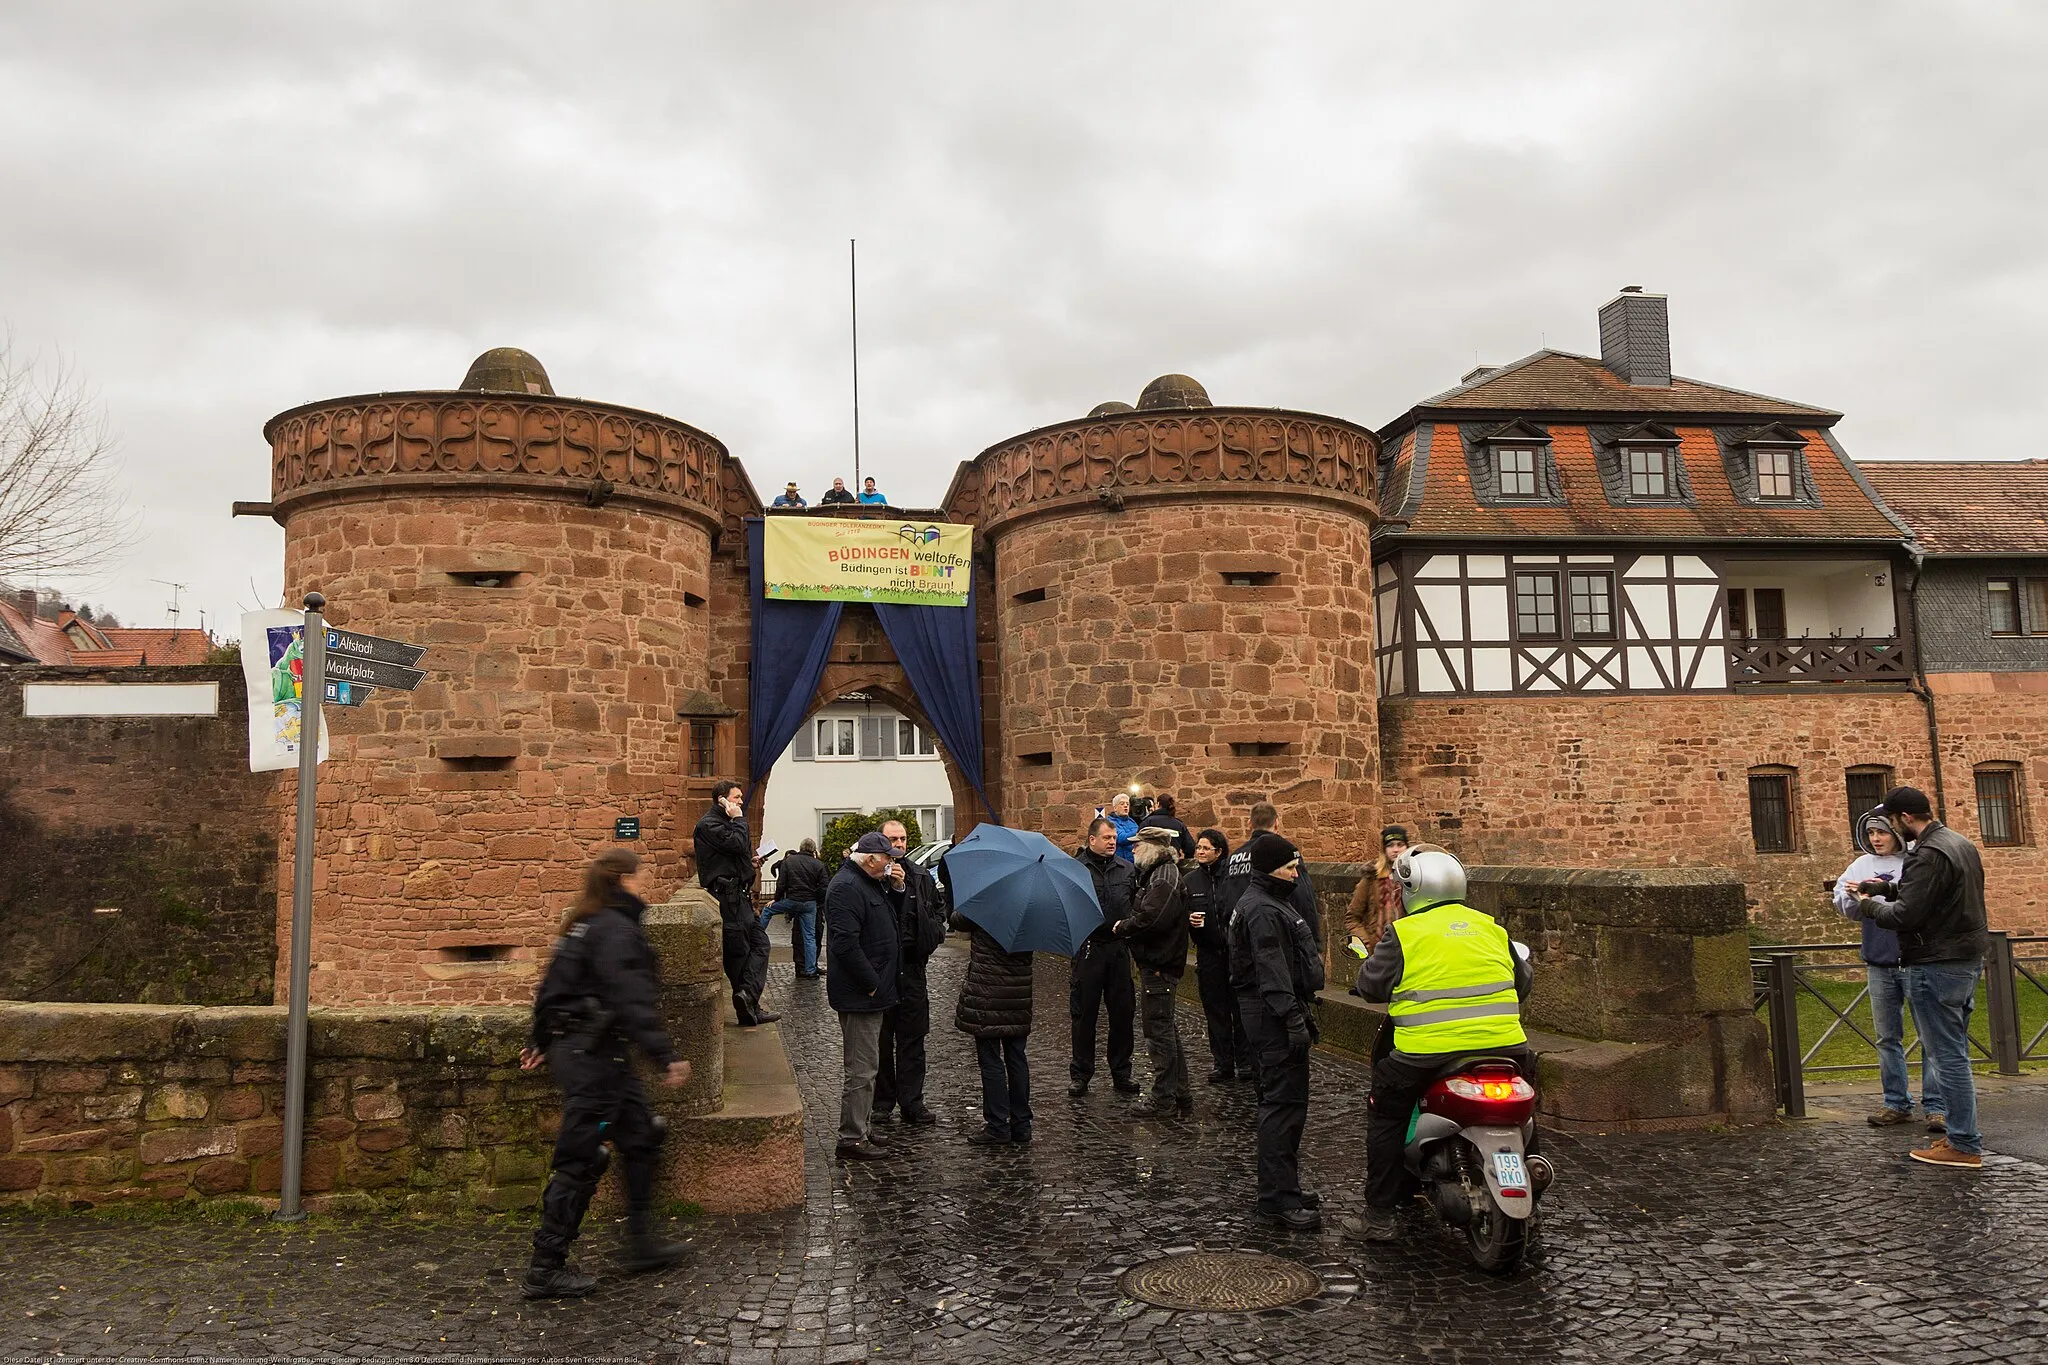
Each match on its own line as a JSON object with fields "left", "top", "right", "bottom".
{"left": 850, "top": 238, "right": 862, "bottom": 494}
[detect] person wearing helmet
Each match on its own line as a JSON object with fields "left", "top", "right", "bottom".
{"left": 1353, "top": 846, "right": 1535, "bottom": 1242}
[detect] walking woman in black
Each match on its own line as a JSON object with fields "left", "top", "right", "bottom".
{"left": 520, "top": 847, "right": 694, "bottom": 1298}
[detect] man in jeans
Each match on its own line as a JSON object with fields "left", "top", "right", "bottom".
{"left": 761, "top": 840, "right": 828, "bottom": 978}
{"left": 1832, "top": 808, "right": 1942, "bottom": 1129}
{"left": 1850, "top": 786, "right": 1990, "bottom": 1170}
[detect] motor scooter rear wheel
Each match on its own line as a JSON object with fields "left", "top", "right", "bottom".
{"left": 1459, "top": 1147, "right": 1528, "bottom": 1274}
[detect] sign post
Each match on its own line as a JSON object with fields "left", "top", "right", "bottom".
{"left": 275, "top": 591, "right": 326, "bottom": 1222}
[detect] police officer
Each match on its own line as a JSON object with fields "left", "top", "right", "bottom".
{"left": 520, "top": 848, "right": 694, "bottom": 1298}
{"left": 1230, "top": 833, "right": 1326, "bottom": 1230}
{"left": 1353, "top": 847, "right": 1534, "bottom": 1242}
{"left": 1070, "top": 817, "right": 1140, "bottom": 1098}
{"left": 873, "top": 818, "right": 948, "bottom": 1127}
{"left": 694, "top": 780, "right": 778, "bottom": 1026}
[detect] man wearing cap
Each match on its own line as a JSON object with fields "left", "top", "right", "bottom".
{"left": 826, "top": 831, "right": 903, "bottom": 1160}
{"left": 771, "top": 482, "right": 807, "bottom": 508}
{"left": 1848, "top": 786, "right": 1991, "bottom": 1170}
{"left": 1229, "top": 833, "right": 1326, "bottom": 1230}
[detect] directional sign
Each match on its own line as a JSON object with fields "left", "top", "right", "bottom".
{"left": 325, "top": 628, "right": 426, "bottom": 669}
{"left": 323, "top": 680, "right": 373, "bottom": 707}
{"left": 323, "top": 653, "right": 426, "bottom": 692}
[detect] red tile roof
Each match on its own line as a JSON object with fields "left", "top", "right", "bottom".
{"left": 0, "top": 600, "right": 75, "bottom": 665}
{"left": 1388, "top": 423, "right": 1901, "bottom": 542}
{"left": 1858, "top": 460, "right": 2048, "bottom": 557}
{"left": 104, "top": 627, "right": 217, "bottom": 665}
{"left": 1408, "top": 350, "right": 1839, "bottom": 420}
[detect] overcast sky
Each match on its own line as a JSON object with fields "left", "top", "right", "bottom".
{"left": 2, "top": 2, "right": 2043, "bottom": 632}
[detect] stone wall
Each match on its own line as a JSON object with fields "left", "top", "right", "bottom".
{"left": 992, "top": 499, "right": 1379, "bottom": 856}
{"left": 0, "top": 666, "right": 276, "bottom": 1005}
{"left": 278, "top": 492, "right": 714, "bottom": 1004}
{"left": 1379, "top": 690, "right": 1943, "bottom": 943}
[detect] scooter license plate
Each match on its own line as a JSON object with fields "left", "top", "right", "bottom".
{"left": 1491, "top": 1152, "right": 1527, "bottom": 1189}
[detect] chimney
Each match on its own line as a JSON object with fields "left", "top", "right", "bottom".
{"left": 1598, "top": 286, "right": 1671, "bottom": 387}
{"left": 15, "top": 588, "right": 34, "bottom": 619}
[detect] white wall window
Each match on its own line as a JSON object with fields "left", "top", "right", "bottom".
{"left": 818, "top": 809, "right": 861, "bottom": 842}
{"left": 910, "top": 806, "right": 949, "bottom": 842}
{"left": 896, "top": 720, "right": 940, "bottom": 758}
{"left": 816, "top": 717, "right": 858, "bottom": 759}
{"left": 1496, "top": 447, "right": 1539, "bottom": 498}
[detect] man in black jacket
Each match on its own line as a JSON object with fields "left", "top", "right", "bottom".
{"left": 874, "top": 818, "right": 948, "bottom": 1126}
{"left": 1220, "top": 801, "right": 1321, "bottom": 939}
{"left": 764, "top": 840, "right": 829, "bottom": 978}
{"left": 1852, "top": 786, "right": 1991, "bottom": 1170}
{"left": 1115, "top": 825, "right": 1192, "bottom": 1118}
{"left": 1230, "top": 834, "right": 1326, "bottom": 1231}
{"left": 1070, "top": 817, "right": 1140, "bottom": 1098}
{"left": 827, "top": 831, "right": 902, "bottom": 1159}
{"left": 1137, "top": 793, "right": 1196, "bottom": 859}
{"left": 694, "top": 781, "right": 778, "bottom": 1026}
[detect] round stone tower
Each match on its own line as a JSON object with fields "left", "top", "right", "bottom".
{"left": 263, "top": 351, "right": 735, "bottom": 1004}
{"left": 944, "top": 376, "right": 1382, "bottom": 859}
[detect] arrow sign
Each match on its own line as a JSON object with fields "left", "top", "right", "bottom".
{"left": 325, "top": 628, "right": 426, "bottom": 668}
{"left": 324, "top": 653, "right": 426, "bottom": 692}
{"left": 323, "top": 680, "right": 373, "bottom": 707}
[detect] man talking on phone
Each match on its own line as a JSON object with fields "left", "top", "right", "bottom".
{"left": 694, "top": 780, "right": 778, "bottom": 1026}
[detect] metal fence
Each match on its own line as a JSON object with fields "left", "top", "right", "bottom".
{"left": 1751, "top": 933, "right": 2048, "bottom": 1118}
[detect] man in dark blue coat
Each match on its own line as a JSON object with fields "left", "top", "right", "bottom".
{"left": 826, "top": 831, "right": 902, "bottom": 1160}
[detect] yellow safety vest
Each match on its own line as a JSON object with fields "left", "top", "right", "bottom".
{"left": 1387, "top": 902, "right": 1526, "bottom": 1055}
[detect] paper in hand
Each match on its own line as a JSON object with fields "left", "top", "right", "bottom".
{"left": 756, "top": 839, "right": 778, "bottom": 860}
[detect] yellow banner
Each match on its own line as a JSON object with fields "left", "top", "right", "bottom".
{"left": 763, "top": 518, "right": 973, "bottom": 606}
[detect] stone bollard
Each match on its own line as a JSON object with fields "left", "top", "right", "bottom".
{"left": 641, "top": 890, "right": 725, "bottom": 1117}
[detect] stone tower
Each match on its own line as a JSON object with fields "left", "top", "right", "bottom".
{"left": 263, "top": 351, "right": 740, "bottom": 1004}
{"left": 941, "top": 375, "right": 1382, "bottom": 857}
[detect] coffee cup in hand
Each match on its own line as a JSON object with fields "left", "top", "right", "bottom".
{"left": 1189, "top": 910, "right": 1206, "bottom": 929}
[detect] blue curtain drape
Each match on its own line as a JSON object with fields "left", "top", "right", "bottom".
{"left": 744, "top": 518, "right": 996, "bottom": 822}
{"left": 746, "top": 519, "right": 842, "bottom": 796}
{"left": 876, "top": 573, "right": 995, "bottom": 821}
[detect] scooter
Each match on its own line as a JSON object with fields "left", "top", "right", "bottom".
{"left": 1404, "top": 1059, "right": 1554, "bottom": 1273}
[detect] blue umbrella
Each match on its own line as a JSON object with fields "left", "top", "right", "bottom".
{"left": 942, "top": 824, "right": 1104, "bottom": 956}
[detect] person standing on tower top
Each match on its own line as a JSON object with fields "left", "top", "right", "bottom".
{"left": 858, "top": 476, "right": 888, "bottom": 505}
{"left": 821, "top": 477, "right": 856, "bottom": 505}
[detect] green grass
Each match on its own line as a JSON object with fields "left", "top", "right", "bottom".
{"left": 1760, "top": 951, "right": 2048, "bottom": 1082}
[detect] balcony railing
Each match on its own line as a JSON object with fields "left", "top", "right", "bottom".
{"left": 1727, "top": 636, "right": 1908, "bottom": 684}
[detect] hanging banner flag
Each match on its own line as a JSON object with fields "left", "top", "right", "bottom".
{"left": 762, "top": 518, "right": 973, "bottom": 606}
{"left": 240, "top": 609, "right": 330, "bottom": 773}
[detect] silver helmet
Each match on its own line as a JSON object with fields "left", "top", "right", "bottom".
{"left": 1393, "top": 847, "right": 1467, "bottom": 913}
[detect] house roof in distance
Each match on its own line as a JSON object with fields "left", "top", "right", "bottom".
{"left": 1400, "top": 350, "right": 1840, "bottom": 427}
{"left": 1859, "top": 459, "right": 2048, "bottom": 556}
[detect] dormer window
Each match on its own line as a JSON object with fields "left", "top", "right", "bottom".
{"left": 1753, "top": 448, "right": 1795, "bottom": 500}
{"left": 1626, "top": 447, "right": 1669, "bottom": 498}
{"left": 1497, "top": 447, "right": 1539, "bottom": 498}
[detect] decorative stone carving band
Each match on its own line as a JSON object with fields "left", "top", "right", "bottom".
{"left": 266, "top": 393, "right": 731, "bottom": 522}
{"left": 949, "top": 409, "right": 1380, "bottom": 531}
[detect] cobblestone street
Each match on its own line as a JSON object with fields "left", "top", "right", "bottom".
{"left": 4, "top": 940, "right": 2046, "bottom": 1363}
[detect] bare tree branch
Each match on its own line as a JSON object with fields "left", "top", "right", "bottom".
{"left": 0, "top": 337, "right": 138, "bottom": 583}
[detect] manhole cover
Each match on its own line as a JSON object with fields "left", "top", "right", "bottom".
{"left": 1118, "top": 1251, "right": 1324, "bottom": 1312}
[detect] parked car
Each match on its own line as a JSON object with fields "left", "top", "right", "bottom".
{"left": 904, "top": 839, "right": 952, "bottom": 892}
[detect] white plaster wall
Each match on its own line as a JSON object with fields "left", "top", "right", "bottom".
{"left": 760, "top": 700, "right": 956, "bottom": 892}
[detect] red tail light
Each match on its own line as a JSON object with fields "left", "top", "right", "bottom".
{"left": 1443, "top": 1075, "right": 1535, "bottom": 1103}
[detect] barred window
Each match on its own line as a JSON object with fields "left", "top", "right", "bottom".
{"left": 1845, "top": 767, "right": 1892, "bottom": 842}
{"left": 1497, "top": 447, "right": 1539, "bottom": 498}
{"left": 1749, "top": 767, "right": 1797, "bottom": 853}
{"left": 688, "top": 721, "right": 717, "bottom": 778}
{"left": 1974, "top": 765, "right": 2024, "bottom": 846}
{"left": 1626, "top": 447, "right": 1669, "bottom": 498}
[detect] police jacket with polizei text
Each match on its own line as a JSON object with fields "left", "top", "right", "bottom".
{"left": 1863, "top": 822, "right": 1991, "bottom": 965}
{"left": 693, "top": 806, "right": 754, "bottom": 900}
{"left": 1075, "top": 848, "right": 1136, "bottom": 945}
{"left": 1220, "top": 846, "right": 1322, "bottom": 940}
{"left": 529, "top": 891, "right": 678, "bottom": 1067}
{"left": 1228, "top": 875, "right": 1324, "bottom": 1025}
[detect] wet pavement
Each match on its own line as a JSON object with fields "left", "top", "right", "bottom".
{"left": 4, "top": 938, "right": 2047, "bottom": 1363}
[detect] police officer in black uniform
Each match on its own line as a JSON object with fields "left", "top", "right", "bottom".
{"left": 694, "top": 780, "right": 778, "bottom": 1026}
{"left": 520, "top": 848, "right": 694, "bottom": 1298}
{"left": 1070, "top": 817, "right": 1140, "bottom": 1097}
{"left": 873, "top": 818, "right": 949, "bottom": 1126}
{"left": 1229, "top": 833, "right": 1326, "bottom": 1231}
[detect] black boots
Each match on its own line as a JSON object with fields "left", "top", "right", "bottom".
{"left": 620, "top": 1212, "right": 689, "bottom": 1274}
{"left": 521, "top": 1262, "right": 598, "bottom": 1299}
{"left": 733, "top": 991, "right": 782, "bottom": 1027}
